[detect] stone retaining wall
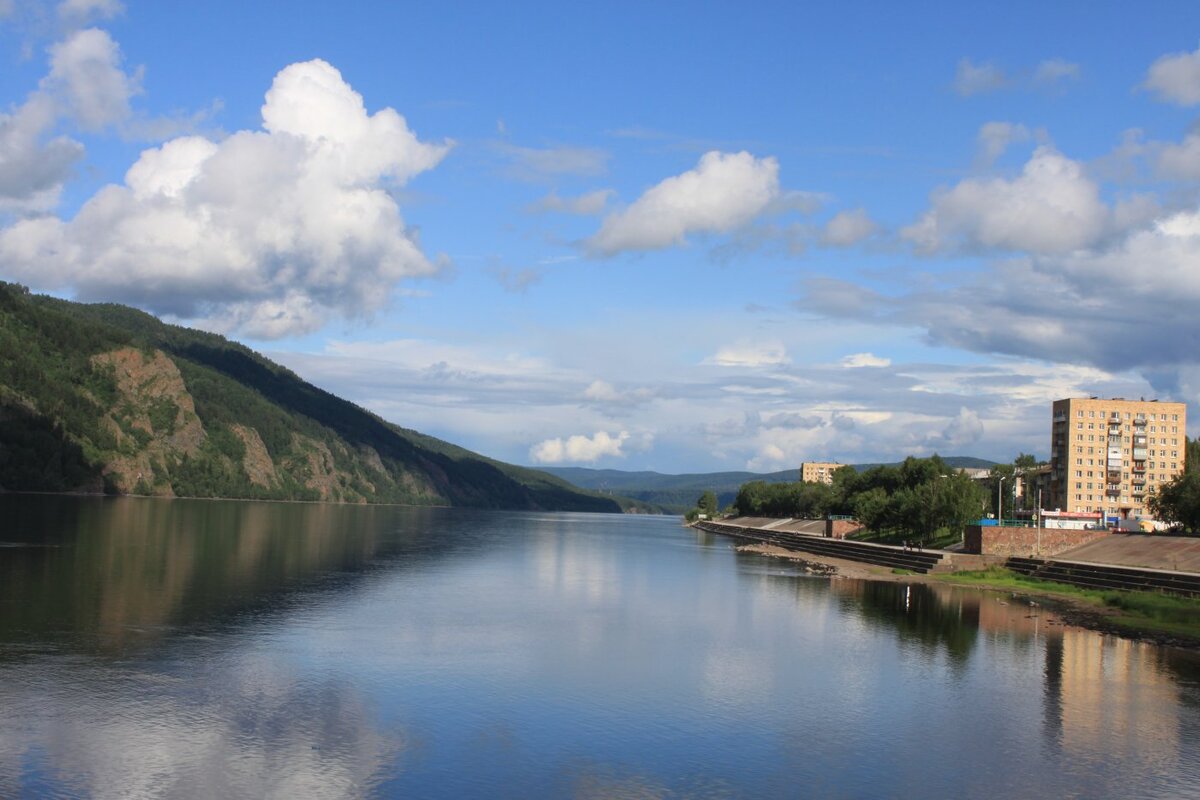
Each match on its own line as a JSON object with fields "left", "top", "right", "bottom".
{"left": 827, "top": 519, "right": 865, "bottom": 539}
{"left": 964, "top": 525, "right": 1109, "bottom": 558}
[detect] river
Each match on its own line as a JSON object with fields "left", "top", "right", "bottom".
{"left": 1, "top": 496, "right": 1198, "bottom": 798}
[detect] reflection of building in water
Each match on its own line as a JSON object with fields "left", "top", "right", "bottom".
{"left": 828, "top": 576, "right": 1186, "bottom": 762}
{"left": 1054, "top": 630, "right": 1181, "bottom": 758}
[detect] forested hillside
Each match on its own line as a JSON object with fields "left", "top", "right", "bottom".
{"left": 0, "top": 283, "right": 651, "bottom": 512}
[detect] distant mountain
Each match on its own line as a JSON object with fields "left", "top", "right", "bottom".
{"left": 0, "top": 283, "right": 661, "bottom": 513}
{"left": 540, "top": 457, "right": 999, "bottom": 513}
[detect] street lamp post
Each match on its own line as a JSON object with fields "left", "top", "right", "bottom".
{"left": 1036, "top": 488, "right": 1042, "bottom": 556}
{"left": 997, "top": 476, "right": 1005, "bottom": 525}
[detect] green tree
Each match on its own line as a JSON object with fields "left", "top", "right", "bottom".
{"left": 852, "top": 487, "right": 890, "bottom": 531}
{"left": 697, "top": 489, "right": 719, "bottom": 517}
{"left": 1148, "top": 470, "right": 1200, "bottom": 531}
{"left": 733, "top": 481, "right": 767, "bottom": 516}
{"left": 1013, "top": 452, "right": 1038, "bottom": 470}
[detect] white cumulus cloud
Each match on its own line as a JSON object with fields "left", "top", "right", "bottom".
{"left": 530, "top": 430, "right": 629, "bottom": 463}
{"left": 45, "top": 28, "right": 140, "bottom": 130}
{"left": 821, "top": 208, "right": 878, "bottom": 246}
{"left": 0, "top": 58, "right": 451, "bottom": 338}
{"left": 1157, "top": 131, "right": 1200, "bottom": 180}
{"left": 0, "top": 26, "right": 141, "bottom": 212}
{"left": 954, "top": 58, "right": 1008, "bottom": 96}
{"left": 703, "top": 340, "right": 789, "bottom": 367}
{"left": 1143, "top": 45, "right": 1200, "bottom": 106}
{"left": 902, "top": 146, "right": 1108, "bottom": 254}
{"left": 841, "top": 352, "right": 890, "bottom": 368}
{"left": 586, "top": 150, "right": 780, "bottom": 255}
{"left": 975, "top": 121, "right": 1031, "bottom": 167}
{"left": 1033, "top": 58, "right": 1080, "bottom": 86}
{"left": 57, "top": 0, "right": 123, "bottom": 24}
{"left": 0, "top": 93, "right": 82, "bottom": 212}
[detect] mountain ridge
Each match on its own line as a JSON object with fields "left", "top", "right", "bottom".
{"left": 0, "top": 283, "right": 660, "bottom": 513}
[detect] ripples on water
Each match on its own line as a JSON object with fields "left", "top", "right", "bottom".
{"left": 0, "top": 496, "right": 1198, "bottom": 799}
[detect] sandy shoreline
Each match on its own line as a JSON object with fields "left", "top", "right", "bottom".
{"left": 735, "top": 543, "right": 928, "bottom": 582}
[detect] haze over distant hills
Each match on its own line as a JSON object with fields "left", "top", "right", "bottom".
{"left": 540, "top": 457, "right": 998, "bottom": 513}
{"left": 0, "top": 283, "right": 657, "bottom": 513}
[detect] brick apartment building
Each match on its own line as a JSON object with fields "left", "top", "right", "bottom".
{"left": 1048, "top": 397, "right": 1187, "bottom": 519}
{"left": 801, "top": 461, "right": 845, "bottom": 485}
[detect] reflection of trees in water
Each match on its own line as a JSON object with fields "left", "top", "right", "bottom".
{"left": 829, "top": 580, "right": 980, "bottom": 666}
{"left": 0, "top": 496, "right": 458, "bottom": 655}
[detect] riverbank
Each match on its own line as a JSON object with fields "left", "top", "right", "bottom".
{"left": 737, "top": 542, "right": 1200, "bottom": 651}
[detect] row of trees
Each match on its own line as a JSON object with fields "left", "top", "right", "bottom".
{"left": 732, "top": 455, "right": 989, "bottom": 543}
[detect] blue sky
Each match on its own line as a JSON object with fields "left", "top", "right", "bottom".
{"left": 3, "top": 0, "right": 1200, "bottom": 472}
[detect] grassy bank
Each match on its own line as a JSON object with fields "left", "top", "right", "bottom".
{"left": 937, "top": 567, "right": 1200, "bottom": 643}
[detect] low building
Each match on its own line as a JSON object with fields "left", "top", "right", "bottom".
{"left": 800, "top": 461, "right": 844, "bottom": 485}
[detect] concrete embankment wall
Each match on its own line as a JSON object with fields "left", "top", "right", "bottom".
{"left": 694, "top": 519, "right": 946, "bottom": 573}
{"left": 964, "top": 525, "right": 1109, "bottom": 558}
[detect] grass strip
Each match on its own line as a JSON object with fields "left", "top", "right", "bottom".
{"left": 938, "top": 567, "right": 1200, "bottom": 641}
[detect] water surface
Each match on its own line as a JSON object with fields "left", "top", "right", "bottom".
{"left": 1, "top": 496, "right": 1198, "bottom": 798}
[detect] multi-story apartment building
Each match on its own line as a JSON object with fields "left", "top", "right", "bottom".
{"left": 1048, "top": 397, "right": 1187, "bottom": 519}
{"left": 801, "top": 461, "right": 844, "bottom": 485}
